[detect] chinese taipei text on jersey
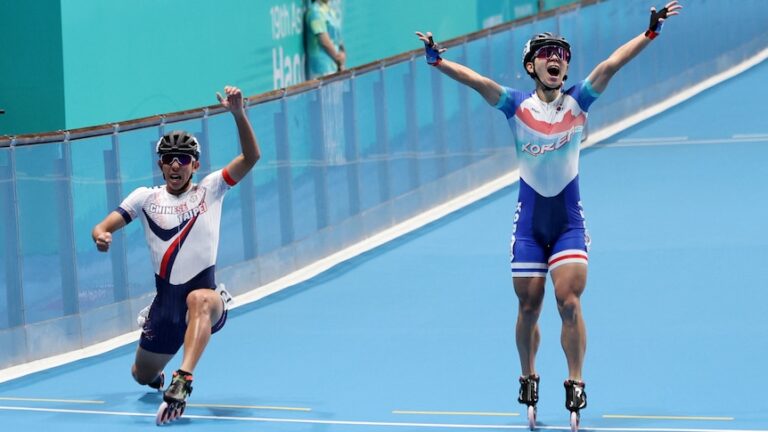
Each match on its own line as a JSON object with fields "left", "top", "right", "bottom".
{"left": 117, "top": 169, "right": 236, "bottom": 353}
{"left": 495, "top": 80, "right": 600, "bottom": 278}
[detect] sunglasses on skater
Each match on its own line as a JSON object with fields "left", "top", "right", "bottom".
{"left": 160, "top": 153, "right": 194, "bottom": 166}
{"left": 534, "top": 45, "right": 571, "bottom": 62}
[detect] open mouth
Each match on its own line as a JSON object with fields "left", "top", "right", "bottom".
{"left": 546, "top": 64, "right": 561, "bottom": 77}
{"left": 169, "top": 174, "right": 182, "bottom": 182}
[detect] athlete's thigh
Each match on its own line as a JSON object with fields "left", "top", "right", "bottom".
{"left": 511, "top": 234, "right": 547, "bottom": 306}
{"left": 510, "top": 236, "right": 549, "bottom": 278}
{"left": 547, "top": 228, "right": 589, "bottom": 273}
{"left": 549, "top": 228, "right": 588, "bottom": 299}
{"left": 550, "top": 263, "right": 587, "bottom": 300}
{"left": 514, "top": 276, "right": 546, "bottom": 309}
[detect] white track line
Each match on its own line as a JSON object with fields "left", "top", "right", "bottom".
{"left": 1, "top": 405, "right": 767, "bottom": 432}
{"left": 592, "top": 136, "right": 768, "bottom": 148}
{"left": 732, "top": 134, "right": 768, "bottom": 139}
{"left": 0, "top": 396, "right": 104, "bottom": 404}
{"left": 392, "top": 410, "right": 519, "bottom": 417}
{"left": 604, "top": 415, "right": 733, "bottom": 421}
{"left": 616, "top": 136, "right": 689, "bottom": 143}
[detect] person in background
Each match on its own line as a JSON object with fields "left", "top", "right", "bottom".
{"left": 305, "top": 0, "right": 345, "bottom": 79}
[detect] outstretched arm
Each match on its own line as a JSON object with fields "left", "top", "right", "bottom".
{"left": 415, "top": 31, "right": 504, "bottom": 106}
{"left": 587, "top": 1, "right": 682, "bottom": 94}
{"left": 216, "top": 86, "right": 261, "bottom": 184}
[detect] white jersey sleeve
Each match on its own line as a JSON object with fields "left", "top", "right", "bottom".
{"left": 117, "top": 187, "right": 154, "bottom": 224}
{"left": 198, "top": 169, "right": 234, "bottom": 201}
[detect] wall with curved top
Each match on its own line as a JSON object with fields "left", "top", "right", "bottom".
{"left": 1, "top": 0, "right": 766, "bottom": 371}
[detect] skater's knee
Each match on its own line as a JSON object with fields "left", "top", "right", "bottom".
{"left": 132, "top": 364, "right": 151, "bottom": 385}
{"left": 516, "top": 287, "right": 545, "bottom": 317}
{"left": 556, "top": 295, "right": 581, "bottom": 322}
{"left": 518, "top": 299, "right": 543, "bottom": 318}
{"left": 555, "top": 281, "right": 584, "bottom": 321}
{"left": 186, "top": 289, "right": 214, "bottom": 314}
{"left": 132, "top": 364, "right": 162, "bottom": 386}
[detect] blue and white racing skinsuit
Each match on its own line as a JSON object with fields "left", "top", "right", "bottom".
{"left": 495, "top": 80, "right": 600, "bottom": 278}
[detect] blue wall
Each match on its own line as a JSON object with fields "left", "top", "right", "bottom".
{"left": 1, "top": 0, "right": 767, "bottom": 369}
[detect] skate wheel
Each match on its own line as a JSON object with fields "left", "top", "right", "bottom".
{"left": 172, "top": 403, "right": 185, "bottom": 421}
{"left": 527, "top": 405, "right": 537, "bottom": 430}
{"left": 569, "top": 411, "right": 580, "bottom": 432}
{"left": 168, "top": 406, "right": 178, "bottom": 423}
{"left": 156, "top": 401, "right": 169, "bottom": 426}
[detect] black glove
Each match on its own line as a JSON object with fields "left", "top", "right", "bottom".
{"left": 645, "top": 6, "right": 669, "bottom": 39}
{"left": 423, "top": 34, "right": 447, "bottom": 66}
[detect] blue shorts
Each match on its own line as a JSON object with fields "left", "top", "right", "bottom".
{"left": 140, "top": 266, "right": 227, "bottom": 355}
{"left": 510, "top": 177, "right": 590, "bottom": 278}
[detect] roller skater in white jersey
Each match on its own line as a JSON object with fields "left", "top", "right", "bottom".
{"left": 91, "top": 85, "right": 261, "bottom": 426}
{"left": 416, "top": 2, "right": 681, "bottom": 430}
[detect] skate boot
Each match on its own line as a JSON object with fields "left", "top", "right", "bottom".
{"left": 156, "top": 370, "right": 193, "bottom": 425}
{"left": 518, "top": 374, "right": 539, "bottom": 430}
{"left": 147, "top": 371, "right": 164, "bottom": 391}
{"left": 564, "top": 379, "right": 587, "bottom": 432}
{"left": 216, "top": 283, "right": 234, "bottom": 309}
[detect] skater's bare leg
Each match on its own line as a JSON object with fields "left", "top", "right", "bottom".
{"left": 551, "top": 264, "right": 587, "bottom": 382}
{"left": 132, "top": 347, "right": 172, "bottom": 387}
{"left": 514, "top": 276, "right": 545, "bottom": 377}
{"left": 180, "top": 289, "right": 224, "bottom": 373}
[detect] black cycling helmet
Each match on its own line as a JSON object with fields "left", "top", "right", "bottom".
{"left": 522, "top": 32, "right": 571, "bottom": 77}
{"left": 155, "top": 130, "right": 200, "bottom": 160}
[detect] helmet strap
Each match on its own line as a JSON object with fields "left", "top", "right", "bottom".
{"left": 533, "top": 70, "right": 562, "bottom": 92}
{"left": 526, "top": 61, "right": 561, "bottom": 92}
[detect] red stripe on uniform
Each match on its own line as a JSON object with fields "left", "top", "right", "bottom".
{"left": 159, "top": 239, "right": 179, "bottom": 279}
{"left": 159, "top": 216, "right": 198, "bottom": 279}
{"left": 222, "top": 168, "right": 237, "bottom": 186}
{"left": 549, "top": 253, "right": 588, "bottom": 266}
{"left": 516, "top": 106, "right": 586, "bottom": 135}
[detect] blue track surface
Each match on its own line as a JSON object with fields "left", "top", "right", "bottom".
{"left": 1, "top": 60, "right": 767, "bottom": 431}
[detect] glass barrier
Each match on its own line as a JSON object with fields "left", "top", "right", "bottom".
{"left": 1, "top": 0, "right": 767, "bottom": 370}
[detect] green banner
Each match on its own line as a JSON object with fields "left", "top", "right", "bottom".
{"left": 269, "top": 1, "right": 307, "bottom": 89}
{"left": 0, "top": 0, "right": 580, "bottom": 135}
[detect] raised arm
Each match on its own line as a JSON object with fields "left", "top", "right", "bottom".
{"left": 587, "top": 1, "right": 682, "bottom": 94}
{"left": 92, "top": 211, "right": 127, "bottom": 252}
{"left": 216, "top": 86, "right": 261, "bottom": 184}
{"left": 415, "top": 31, "right": 504, "bottom": 107}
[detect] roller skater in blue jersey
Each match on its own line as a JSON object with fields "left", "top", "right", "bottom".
{"left": 416, "top": 2, "right": 681, "bottom": 430}
{"left": 91, "top": 85, "right": 261, "bottom": 426}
